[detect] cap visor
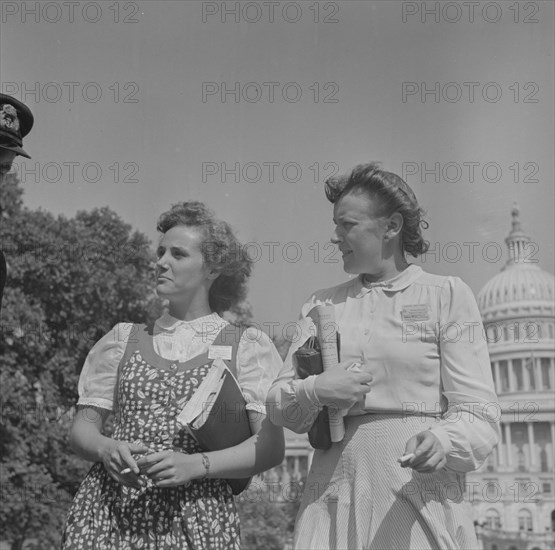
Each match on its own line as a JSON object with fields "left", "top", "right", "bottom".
{"left": 0, "top": 143, "right": 31, "bottom": 159}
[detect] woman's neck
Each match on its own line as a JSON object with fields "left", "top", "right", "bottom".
{"left": 362, "top": 255, "right": 409, "bottom": 284}
{"left": 167, "top": 294, "right": 213, "bottom": 322}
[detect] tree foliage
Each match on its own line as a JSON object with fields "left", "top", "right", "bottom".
{"left": 0, "top": 174, "right": 158, "bottom": 548}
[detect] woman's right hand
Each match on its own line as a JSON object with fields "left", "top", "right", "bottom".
{"left": 314, "top": 362, "right": 373, "bottom": 409}
{"left": 99, "top": 440, "right": 151, "bottom": 488}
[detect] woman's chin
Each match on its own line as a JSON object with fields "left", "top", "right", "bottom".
{"left": 343, "top": 263, "right": 369, "bottom": 276}
{"left": 155, "top": 285, "right": 171, "bottom": 297}
{"left": 342, "top": 259, "right": 358, "bottom": 274}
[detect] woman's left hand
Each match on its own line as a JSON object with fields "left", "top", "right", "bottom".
{"left": 136, "top": 450, "right": 203, "bottom": 487}
{"left": 401, "top": 430, "right": 447, "bottom": 473}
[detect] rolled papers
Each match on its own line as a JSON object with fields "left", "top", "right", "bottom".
{"left": 315, "top": 304, "right": 345, "bottom": 442}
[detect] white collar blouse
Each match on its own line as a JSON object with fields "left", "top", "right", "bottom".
{"left": 266, "top": 265, "right": 500, "bottom": 473}
{"left": 78, "top": 312, "right": 283, "bottom": 416}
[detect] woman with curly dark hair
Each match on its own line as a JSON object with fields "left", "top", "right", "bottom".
{"left": 267, "top": 163, "right": 499, "bottom": 549}
{"left": 63, "top": 201, "right": 284, "bottom": 549}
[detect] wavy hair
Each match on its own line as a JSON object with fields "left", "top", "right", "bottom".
{"left": 156, "top": 201, "right": 252, "bottom": 313}
{"left": 324, "top": 162, "right": 429, "bottom": 257}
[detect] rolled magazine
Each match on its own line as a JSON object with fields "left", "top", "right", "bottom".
{"left": 315, "top": 305, "right": 345, "bottom": 442}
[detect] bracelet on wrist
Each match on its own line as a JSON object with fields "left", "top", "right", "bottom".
{"left": 200, "top": 452, "right": 210, "bottom": 480}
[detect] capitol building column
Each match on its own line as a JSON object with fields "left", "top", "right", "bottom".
{"left": 507, "top": 359, "right": 516, "bottom": 392}
{"left": 527, "top": 422, "right": 537, "bottom": 471}
{"left": 534, "top": 358, "right": 542, "bottom": 393}
{"left": 497, "top": 422, "right": 506, "bottom": 469}
{"left": 493, "top": 362, "right": 501, "bottom": 395}
{"left": 503, "top": 422, "right": 513, "bottom": 468}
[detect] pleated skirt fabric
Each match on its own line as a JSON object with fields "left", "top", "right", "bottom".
{"left": 294, "top": 414, "right": 479, "bottom": 550}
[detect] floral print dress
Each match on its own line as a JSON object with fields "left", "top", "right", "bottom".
{"left": 62, "top": 325, "right": 241, "bottom": 549}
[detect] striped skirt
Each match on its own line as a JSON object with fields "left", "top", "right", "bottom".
{"left": 294, "top": 414, "right": 478, "bottom": 550}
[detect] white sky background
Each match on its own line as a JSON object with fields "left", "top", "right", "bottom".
{"left": 1, "top": 0, "right": 553, "bottom": 328}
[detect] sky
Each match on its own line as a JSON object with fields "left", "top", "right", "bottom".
{"left": 1, "top": 0, "right": 554, "bottom": 330}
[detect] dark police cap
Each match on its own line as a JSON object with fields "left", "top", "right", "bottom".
{"left": 0, "top": 93, "right": 34, "bottom": 159}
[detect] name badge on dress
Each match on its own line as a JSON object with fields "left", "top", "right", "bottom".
{"left": 401, "top": 305, "right": 430, "bottom": 322}
{"left": 208, "top": 345, "right": 233, "bottom": 361}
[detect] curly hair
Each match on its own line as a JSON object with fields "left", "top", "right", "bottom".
{"left": 324, "top": 162, "right": 429, "bottom": 257}
{"left": 156, "top": 201, "right": 252, "bottom": 314}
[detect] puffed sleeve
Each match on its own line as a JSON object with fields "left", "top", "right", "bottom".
{"left": 266, "top": 304, "right": 323, "bottom": 433}
{"left": 235, "top": 326, "right": 284, "bottom": 416}
{"left": 77, "top": 323, "right": 133, "bottom": 411}
{"left": 428, "top": 278, "right": 500, "bottom": 473}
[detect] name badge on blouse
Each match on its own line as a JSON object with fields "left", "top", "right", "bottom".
{"left": 401, "top": 305, "right": 430, "bottom": 322}
{"left": 208, "top": 345, "right": 233, "bottom": 361}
